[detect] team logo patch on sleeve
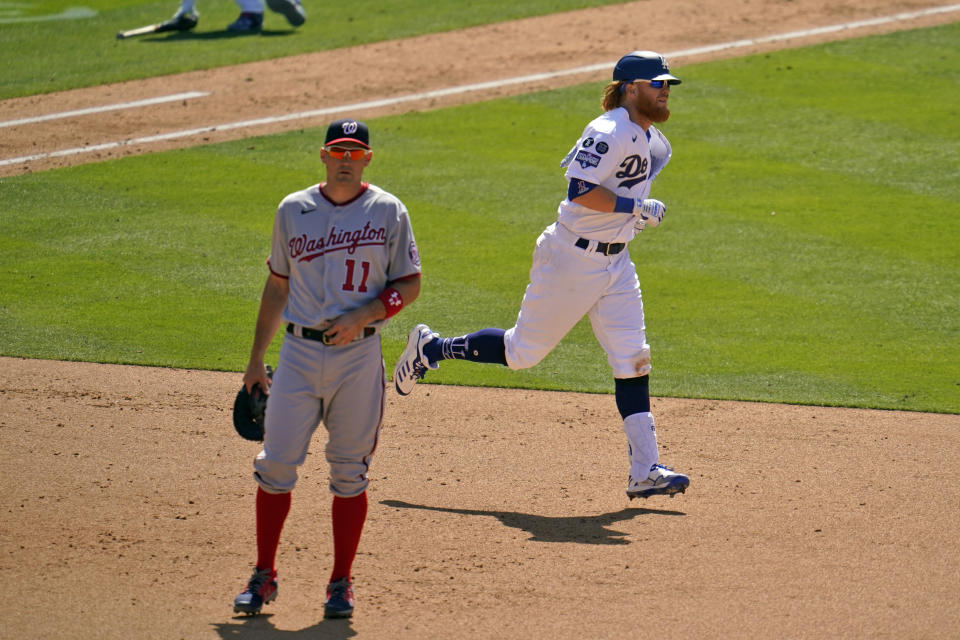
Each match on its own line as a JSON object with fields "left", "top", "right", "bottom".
{"left": 409, "top": 241, "right": 421, "bottom": 267}
{"left": 574, "top": 179, "right": 591, "bottom": 195}
{"left": 574, "top": 150, "right": 601, "bottom": 169}
{"left": 595, "top": 141, "right": 609, "bottom": 154}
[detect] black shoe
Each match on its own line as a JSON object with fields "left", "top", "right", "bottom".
{"left": 324, "top": 577, "right": 355, "bottom": 619}
{"left": 266, "top": 0, "right": 306, "bottom": 26}
{"left": 233, "top": 567, "right": 278, "bottom": 615}
{"left": 159, "top": 10, "right": 198, "bottom": 32}
{"left": 227, "top": 12, "right": 263, "bottom": 33}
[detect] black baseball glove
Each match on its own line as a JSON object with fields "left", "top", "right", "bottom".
{"left": 232, "top": 365, "right": 274, "bottom": 442}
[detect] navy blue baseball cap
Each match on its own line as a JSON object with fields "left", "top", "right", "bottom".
{"left": 325, "top": 119, "right": 370, "bottom": 149}
{"left": 613, "top": 51, "right": 681, "bottom": 84}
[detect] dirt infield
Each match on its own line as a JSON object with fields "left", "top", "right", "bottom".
{"left": 2, "top": 357, "right": 958, "bottom": 639}
{"left": 2, "top": 2, "right": 959, "bottom": 639}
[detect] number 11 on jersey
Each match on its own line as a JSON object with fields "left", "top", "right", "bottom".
{"left": 342, "top": 259, "right": 370, "bottom": 292}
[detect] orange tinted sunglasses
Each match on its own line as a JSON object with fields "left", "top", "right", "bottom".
{"left": 325, "top": 146, "right": 369, "bottom": 160}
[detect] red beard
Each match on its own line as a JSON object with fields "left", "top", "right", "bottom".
{"left": 643, "top": 101, "right": 671, "bottom": 123}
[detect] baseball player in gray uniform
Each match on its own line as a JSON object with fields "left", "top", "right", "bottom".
{"left": 394, "top": 51, "right": 689, "bottom": 501}
{"left": 232, "top": 119, "right": 421, "bottom": 619}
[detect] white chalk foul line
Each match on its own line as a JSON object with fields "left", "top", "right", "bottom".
{"left": 2, "top": 4, "right": 958, "bottom": 168}
{"left": 662, "top": 4, "right": 960, "bottom": 58}
{"left": 0, "top": 91, "right": 210, "bottom": 129}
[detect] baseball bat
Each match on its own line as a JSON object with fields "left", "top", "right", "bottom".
{"left": 116, "top": 21, "right": 179, "bottom": 39}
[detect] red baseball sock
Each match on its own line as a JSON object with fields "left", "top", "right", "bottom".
{"left": 256, "top": 487, "right": 292, "bottom": 571}
{"left": 330, "top": 491, "right": 368, "bottom": 582}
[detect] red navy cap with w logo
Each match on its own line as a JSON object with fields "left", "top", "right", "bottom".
{"left": 325, "top": 119, "right": 370, "bottom": 149}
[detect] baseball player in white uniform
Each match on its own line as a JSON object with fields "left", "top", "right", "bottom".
{"left": 393, "top": 51, "right": 689, "bottom": 501}
{"left": 233, "top": 119, "right": 421, "bottom": 619}
{"left": 161, "top": 0, "right": 305, "bottom": 33}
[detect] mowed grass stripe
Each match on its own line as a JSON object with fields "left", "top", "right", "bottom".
{"left": 1, "top": 23, "right": 957, "bottom": 412}
{"left": 0, "top": 0, "right": 628, "bottom": 99}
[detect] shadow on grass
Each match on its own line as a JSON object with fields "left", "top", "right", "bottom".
{"left": 381, "top": 499, "right": 685, "bottom": 545}
{"left": 137, "top": 28, "right": 298, "bottom": 42}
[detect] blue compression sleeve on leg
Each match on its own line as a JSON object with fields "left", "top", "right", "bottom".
{"left": 424, "top": 329, "right": 507, "bottom": 365}
{"left": 614, "top": 376, "right": 651, "bottom": 419}
{"left": 465, "top": 328, "right": 507, "bottom": 365}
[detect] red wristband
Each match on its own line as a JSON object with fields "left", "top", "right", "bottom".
{"left": 377, "top": 287, "right": 404, "bottom": 318}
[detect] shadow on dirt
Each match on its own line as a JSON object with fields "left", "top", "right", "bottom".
{"left": 381, "top": 499, "right": 685, "bottom": 545}
{"left": 212, "top": 614, "right": 357, "bottom": 639}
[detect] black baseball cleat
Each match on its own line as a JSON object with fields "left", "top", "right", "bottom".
{"left": 233, "top": 567, "right": 277, "bottom": 615}
{"left": 227, "top": 12, "right": 263, "bottom": 33}
{"left": 159, "top": 10, "right": 198, "bottom": 32}
{"left": 266, "top": 0, "right": 306, "bottom": 27}
{"left": 324, "top": 577, "right": 355, "bottom": 618}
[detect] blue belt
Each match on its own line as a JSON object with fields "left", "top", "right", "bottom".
{"left": 575, "top": 237, "right": 625, "bottom": 255}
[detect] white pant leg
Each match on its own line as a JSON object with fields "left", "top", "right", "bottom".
{"left": 504, "top": 224, "right": 608, "bottom": 370}
{"left": 235, "top": 0, "right": 265, "bottom": 12}
{"left": 623, "top": 412, "right": 658, "bottom": 479}
{"left": 588, "top": 253, "right": 651, "bottom": 378}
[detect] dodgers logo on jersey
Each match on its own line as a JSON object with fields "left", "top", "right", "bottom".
{"left": 616, "top": 154, "right": 649, "bottom": 189}
{"left": 574, "top": 150, "right": 601, "bottom": 170}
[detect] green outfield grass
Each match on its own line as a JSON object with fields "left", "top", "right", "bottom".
{"left": 0, "top": 0, "right": 625, "bottom": 99}
{"left": 1, "top": 23, "right": 958, "bottom": 413}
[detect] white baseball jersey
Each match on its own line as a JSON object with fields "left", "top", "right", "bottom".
{"left": 504, "top": 107, "right": 672, "bottom": 378}
{"left": 268, "top": 182, "right": 421, "bottom": 329}
{"left": 559, "top": 106, "right": 672, "bottom": 243}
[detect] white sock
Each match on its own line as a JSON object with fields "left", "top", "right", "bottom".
{"left": 236, "top": 0, "right": 265, "bottom": 12}
{"left": 623, "top": 412, "right": 658, "bottom": 480}
{"left": 179, "top": 0, "right": 196, "bottom": 13}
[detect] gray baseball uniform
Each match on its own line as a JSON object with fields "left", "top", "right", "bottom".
{"left": 255, "top": 182, "right": 420, "bottom": 497}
